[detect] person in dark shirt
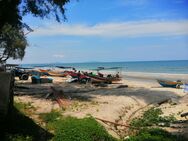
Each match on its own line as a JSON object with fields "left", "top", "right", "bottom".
{"left": 77, "top": 71, "right": 81, "bottom": 81}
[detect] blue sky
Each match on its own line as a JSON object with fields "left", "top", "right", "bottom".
{"left": 9, "top": 0, "right": 188, "bottom": 64}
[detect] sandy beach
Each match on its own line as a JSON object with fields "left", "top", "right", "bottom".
{"left": 14, "top": 72, "right": 188, "bottom": 138}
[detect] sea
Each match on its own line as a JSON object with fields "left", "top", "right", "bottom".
{"left": 22, "top": 60, "right": 188, "bottom": 74}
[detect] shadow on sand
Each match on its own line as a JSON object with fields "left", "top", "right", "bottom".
{"left": 14, "top": 82, "right": 188, "bottom": 139}
{"left": 15, "top": 82, "right": 183, "bottom": 104}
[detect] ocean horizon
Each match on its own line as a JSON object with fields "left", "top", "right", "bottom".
{"left": 21, "top": 60, "right": 188, "bottom": 74}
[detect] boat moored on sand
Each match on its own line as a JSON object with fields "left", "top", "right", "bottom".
{"left": 157, "top": 79, "right": 183, "bottom": 88}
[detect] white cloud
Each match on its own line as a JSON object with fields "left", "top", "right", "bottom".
{"left": 30, "top": 20, "right": 188, "bottom": 38}
{"left": 53, "top": 54, "right": 64, "bottom": 58}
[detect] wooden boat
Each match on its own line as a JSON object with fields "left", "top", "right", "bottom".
{"left": 38, "top": 69, "right": 67, "bottom": 77}
{"left": 157, "top": 79, "right": 183, "bottom": 88}
{"left": 66, "top": 71, "right": 78, "bottom": 78}
{"left": 83, "top": 72, "right": 121, "bottom": 84}
{"left": 39, "top": 69, "right": 48, "bottom": 73}
{"left": 56, "top": 66, "right": 73, "bottom": 69}
{"left": 47, "top": 71, "right": 67, "bottom": 77}
{"left": 89, "top": 77, "right": 109, "bottom": 84}
{"left": 87, "top": 67, "right": 122, "bottom": 83}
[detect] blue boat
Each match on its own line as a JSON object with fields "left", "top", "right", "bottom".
{"left": 157, "top": 79, "right": 183, "bottom": 88}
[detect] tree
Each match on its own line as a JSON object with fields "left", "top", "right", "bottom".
{"left": 0, "top": 24, "right": 27, "bottom": 63}
{"left": 0, "top": 0, "right": 70, "bottom": 62}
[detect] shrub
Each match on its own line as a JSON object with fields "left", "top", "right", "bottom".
{"left": 40, "top": 110, "right": 62, "bottom": 123}
{"left": 40, "top": 111, "right": 116, "bottom": 141}
{"left": 52, "top": 117, "right": 116, "bottom": 141}
{"left": 130, "top": 107, "right": 176, "bottom": 127}
{"left": 125, "top": 128, "right": 186, "bottom": 141}
{"left": 14, "top": 101, "right": 35, "bottom": 115}
{"left": 126, "top": 108, "right": 185, "bottom": 141}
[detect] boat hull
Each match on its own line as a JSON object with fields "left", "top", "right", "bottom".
{"left": 84, "top": 73, "right": 121, "bottom": 84}
{"left": 157, "top": 79, "right": 183, "bottom": 88}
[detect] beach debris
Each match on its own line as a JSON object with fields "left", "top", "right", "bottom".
{"left": 124, "top": 136, "right": 130, "bottom": 140}
{"left": 94, "top": 117, "right": 137, "bottom": 129}
{"left": 50, "top": 87, "right": 71, "bottom": 108}
{"left": 95, "top": 116, "right": 139, "bottom": 138}
{"left": 94, "top": 83, "right": 108, "bottom": 87}
{"left": 44, "top": 92, "right": 52, "bottom": 99}
{"left": 15, "top": 85, "right": 30, "bottom": 89}
{"left": 181, "top": 112, "right": 188, "bottom": 119}
{"left": 116, "top": 85, "right": 128, "bottom": 88}
{"left": 126, "top": 103, "right": 153, "bottom": 124}
{"left": 31, "top": 75, "right": 53, "bottom": 84}
{"left": 65, "top": 77, "right": 78, "bottom": 83}
{"left": 157, "top": 98, "right": 171, "bottom": 105}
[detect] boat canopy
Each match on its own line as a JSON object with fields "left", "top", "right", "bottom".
{"left": 56, "top": 66, "right": 74, "bottom": 69}
{"left": 15, "top": 67, "right": 34, "bottom": 70}
{"left": 92, "top": 67, "right": 123, "bottom": 71}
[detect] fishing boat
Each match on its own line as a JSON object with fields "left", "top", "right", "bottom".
{"left": 39, "top": 69, "right": 49, "bottom": 73}
{"left": 83, "top": 67, "right": 122, "bottom": 84}
{"left": 47, "top": 71, "right": 68, "bottom": 77}
{"left": 83, "top": 72, "right": 121, "bottom": 84}
{"left": 157, "top": 79, "right": 183, "bottom": 88}
{"left": 82, "top": 72, "right": 109, "bottom": 83}
{"left": 38, "top": 69, "right": 67, "bottom": 77}
{"left": 56, "top": 66, "right": 74, "bottom": 69}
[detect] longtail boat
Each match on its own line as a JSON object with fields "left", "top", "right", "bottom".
{"left": 39, "top": 69, "right": 48, "bottom": 73}
{"left": 157, "top": 79, "right": 183, "bottom": 88}
{"left": 47, "top": 71, "right": 68, "bottom": 77}
{"left": 39, "top": 69, "right": 67, "bottom": 77}
{"left": 83, "top": 72, "right": 121, "bottom": 84}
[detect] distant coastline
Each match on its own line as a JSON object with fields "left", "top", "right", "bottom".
{"left": 21, "top": 59, "right": 188, "bottom": 65}
{"left": 21, "top": 60, "right": 188, "bottom": 74}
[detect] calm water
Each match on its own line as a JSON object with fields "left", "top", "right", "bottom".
{"left": 22, "top": 60, "right": 188, "bottom": 74}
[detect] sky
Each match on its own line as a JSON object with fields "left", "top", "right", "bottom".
{"left": 8, "top": 0, "right": 188, "bottom": 64}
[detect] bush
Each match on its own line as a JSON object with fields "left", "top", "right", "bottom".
{"left": 14, "top": 101, "right": 35, "bottom": 115}
{"left": 130, "top": 107, "right": 176, "bottom": 127}
{"left": 125, "top": 128, "right": 186, "bottom": 141}
{"left": 40, "top": 111, "right": 116, "bottom": 141}
{"left": 40, "top": 110, "right": 62, "bottom": 123}
{"left": 53, "top": 117, "right": 116, "bottom": 141}
{"left": 126, "top": 108, "right": 185, "bottom": 141}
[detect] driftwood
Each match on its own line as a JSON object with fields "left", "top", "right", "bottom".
{"left": 15, "top": 85, "right": 30, "bottom": 89}
{"left": 51, "top": 87, "right": 63, "bottom": 107}
{"left": 50, "top": 87, "right": 71, "bottom": 108}
{"left": 157, "top": 98, "right": 171, "bottom": 105}
{"left": 95, "top": 117, "right": 139, "bottom": 130}
{"left": 44, "top": 93, "right": 52, "bottom": 99}
{"left": 181, "top": 112, "right": 188, "bottom": 118}
{"left": 116, "top": 85, "right": 128, "bottom": 88}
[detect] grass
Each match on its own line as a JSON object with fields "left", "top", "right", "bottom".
{"left": 2, "top": 101, "right": 116, "bottom": 141}
{"left": 2, "top": 102, "right": 187, "bottom": 141}
{"left": 130, "top": 107, "right": 176, "bottom": 127}
{"left": 124, "top": 107, "right": 186, "bottom": 141}
{"left": 40, "top": 111, "right": 117, "bottom": 141}
{"left": 14, "top": 101, "right": 36, "bottom": 115}
{"left": 125, "top": 128, "right": 187, "bottom": 141}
